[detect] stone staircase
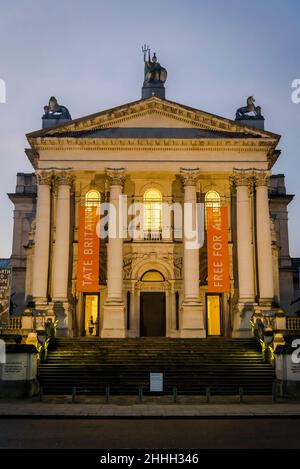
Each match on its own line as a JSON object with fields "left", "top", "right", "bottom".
{"left": 38, "top": 338, "right": 275, "bottom": 395}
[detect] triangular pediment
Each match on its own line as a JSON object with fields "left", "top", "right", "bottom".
{"left": 27, "top": 96, "right": 280, "bottom": 141}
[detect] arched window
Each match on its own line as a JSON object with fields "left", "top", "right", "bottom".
{"left": 143, "top": 188, "right": 162, "bottom": 240}
{"left": 141, "top": 270, "right": 165, "bottom": 282}
{"left": 205, "top": 190, "right": 220, "bottom": 208}
{"left": 85, "top": 189, "right": 100, "bottom": 207}
{"left": 205, "top": 190, "right": 221, "bottom": 228}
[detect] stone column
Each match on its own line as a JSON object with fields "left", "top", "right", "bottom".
{"left": 180, "top": 169, "right": 205, "bottom": 338}
{"left": 102, "top": 168, "right": 126, "bottom": 338}
{"left": 232, "top": 170, "right": 255, "bottom": 302}
{"left": 52, "top": 171, "right": 74, "bottom": 336}
{"left": 254, "top": 170, "right": 274, "bottom": 305}
{"left": 32, "top": 171, "right": 52, "bottom": 305}
{"left": 231, "top": 170, "right": 255, "bottom": 337}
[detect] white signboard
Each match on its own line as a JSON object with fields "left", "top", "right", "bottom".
{"left": 287, "top": 362, "right": 300, "bottom": 381}
{"left": 150, "top": 372, "right": 163, "bottom": 392}
{"left": 1, "top": 354, "right": 28, "bottom": 381}
{"left": 276, "top": 353, "right": 300, "bottom": 382}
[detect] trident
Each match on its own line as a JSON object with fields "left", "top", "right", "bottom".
{"left": 142, "top": 44, "right": 150, "bottom": 61}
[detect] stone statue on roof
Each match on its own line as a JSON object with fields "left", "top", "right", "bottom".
{"left": 42, "top": 96, "right": 71, "bottom": 120}
{"left": 235, "top": 96, "right": 264, "bottom": 120}
{"left": 142, "top": 45, "right": 167, "bottom": 86}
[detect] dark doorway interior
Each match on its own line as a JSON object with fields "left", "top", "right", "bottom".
{"left": 140, "top": 292, "right": 166, "bottom": 337}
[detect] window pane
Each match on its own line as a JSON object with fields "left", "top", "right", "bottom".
{"left": 207, "top": 295, "right": 221, "bottom": 336}
{"left": 141, "top": 270, "right": 164, "bottom": 282}
{"left": 85, "top": 190, "right": 100, "bottom": 207}
{"left": 143, "top": 189, "right": 162, "bottom": 236}
{"left": 205, "top": 190, "right": 220, "bottom": 228}
{"left": 85, "top": 294, "right": 98, "bottom": 335}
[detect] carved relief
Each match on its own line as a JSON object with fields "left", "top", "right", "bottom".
{"left": 32, "top": 137, "right": 276, "bottom": 153}
{"left": 123, "top": 250, "right": 182, "bottom": 280}
{"left": 173, "top": 255, "right": 183, "bottom": 279}
{"left": 123, "top": 254, "right": 133, "bottom": 280}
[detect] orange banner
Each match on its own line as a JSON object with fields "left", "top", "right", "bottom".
{"left": 207, "top": 206, "right": 229, "bottom": 293}
{"left": 76, "top": 206, "right": 100, "bottom": 292}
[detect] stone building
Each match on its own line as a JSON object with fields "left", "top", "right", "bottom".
{"left": 5, "top": 54, "right": 297, "bottom": 340}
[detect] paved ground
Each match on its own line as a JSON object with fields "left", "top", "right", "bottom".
{"left": 1, "top": 418, "right": 300, "bottom": 448}
{"left": 1, "top": 395, "right": 300, "bottom": 417}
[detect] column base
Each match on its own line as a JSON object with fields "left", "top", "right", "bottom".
{"left": 101, "top": 302, "right": 126, "bottom": 338}
{"left": 32, "top": 299, "right": 49, "bottom": 308}
{"left": 180, "top": 301, "right": 206, "bottom": 338}
{"left": 232, "top": 302, "right": 255, "bottom": 338}
{"left": 49, "top": 301, "right": 73, "bottom": 337}
{"left": 258, "top": 298, "right": 274, "bottom": 307}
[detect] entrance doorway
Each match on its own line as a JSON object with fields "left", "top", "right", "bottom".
{"left": 206, "top": 294, "right": 222, "bottom": 336}
{"left": 140, "top": 292, "right": 166, "bottom": 337}
{"left": 84, "top": 293, "right": 99, "bottom": 336}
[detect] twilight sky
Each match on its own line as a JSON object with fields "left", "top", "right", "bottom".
{"left": 0, "top": 0, "right": 299, "bottom": 256}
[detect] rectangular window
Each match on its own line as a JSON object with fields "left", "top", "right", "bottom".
{"left": 84, "top": 294, "right": 99, "bottom": 336}
{"left": 206, "top": 294, "right": 222, "bottom": 336}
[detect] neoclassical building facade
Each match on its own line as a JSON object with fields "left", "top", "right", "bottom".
{"left": 7, "top": 90, "right": 296, "bottom": 339}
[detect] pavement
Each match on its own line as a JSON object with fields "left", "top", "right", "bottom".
{"left": 1, "top": 395, "right": 300, "bottom": 417}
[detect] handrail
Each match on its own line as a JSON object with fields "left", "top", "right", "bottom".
{"left": 9, "top": 316, "right": 22, "bottom": 329}
{"left": 286, "top": 317, "right": 300, "bottom": 331}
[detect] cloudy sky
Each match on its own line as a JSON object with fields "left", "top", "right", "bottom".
{"left": 0, "top": 0, "right": 299, "bottom": 256}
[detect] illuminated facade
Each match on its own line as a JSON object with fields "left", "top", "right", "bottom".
{"left": 6, "top": 88, "right": 296, "bottom": 341}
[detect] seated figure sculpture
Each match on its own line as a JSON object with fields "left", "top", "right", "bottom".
{"left": 42, "top": 96, "right": 71, "bottom": 120}
{"left": 235, "top": 96, "right": 264, "bottom": 120}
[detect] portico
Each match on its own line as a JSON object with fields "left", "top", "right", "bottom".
{"left": 9, "top": 51, "right": 290, "bottom": 341}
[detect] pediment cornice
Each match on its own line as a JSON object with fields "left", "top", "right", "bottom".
{"left": 27, "top": 96, "right": 280, "bottom": 142}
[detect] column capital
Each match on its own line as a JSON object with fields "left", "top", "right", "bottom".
{"left": 230, "top": 169, "right": 253, "bottom": 188}
{"left": 180, "top": 168, "right": 200, "bottom": 187}
{"left": 253, "top": 170, "right": 271, "bottom": 187}
{"left": 36, "top": 170, "right": 53, "bottom": 186}
{"left": 106, "top": 168, "right": 126, "bottom": 186}
{"left": 55, "top": 170, "right": 75, "bottom": 186}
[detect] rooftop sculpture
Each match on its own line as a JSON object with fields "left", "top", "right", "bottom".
{"left": 42, "top": 96, "right": 71, "bottom": 120}
{"left": 142, "top": 45, "right": 167, "bottom": 86}
{"left": 235, "top": 96, "right": 264, "bottom": 120}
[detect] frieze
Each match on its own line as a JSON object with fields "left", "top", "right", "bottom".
{"left": 30, "top": 137, "right": 277, "bottom": 153}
